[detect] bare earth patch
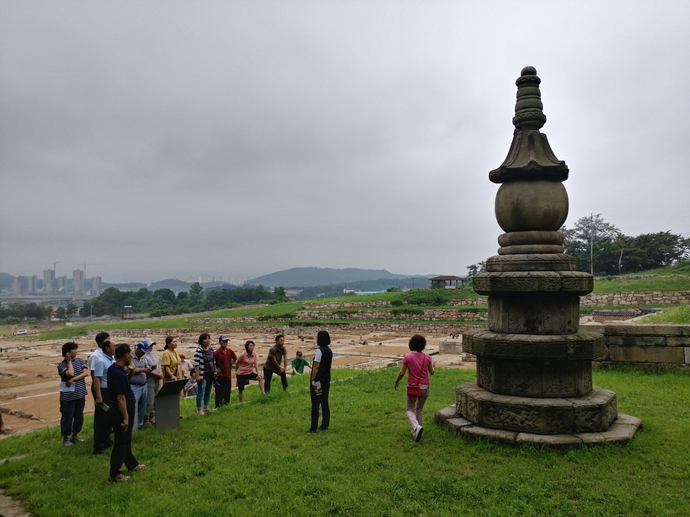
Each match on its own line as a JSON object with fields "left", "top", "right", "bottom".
{"left": 0, "top": 332, "right": 473, "bottom": 436}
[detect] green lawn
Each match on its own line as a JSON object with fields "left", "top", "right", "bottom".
{"left": 1, "top": 367, "right": 688, "bottom": 516}
{"left": 592, "top": 276, "right": 690, "bottom": 293}
{"left": 639, "top": 305, "right": 690, "bottom": 324}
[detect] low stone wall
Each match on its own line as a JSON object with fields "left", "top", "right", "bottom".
{"left": 295, "top": 309, "right": 487, "bottom": 321}
{"left": 581, "top": 290, "right": 690, "bottom": 306}
{"left": 302, "top": 301, "right": 392, "bottom": 309}
{"left": 86, "top": 323, "right": 486, "bottom": 341}
{"left": 448, "top": 298, "right": 488, "bottom": 306}
{"left": 581, "top": 324, "right": 690, "bottom": 368}
{"left": 302, "top": 299, "right": 488, "bottom": 309}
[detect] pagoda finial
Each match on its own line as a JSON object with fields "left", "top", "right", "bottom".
{"left": 489, "top": 66, "right": 569, "bottom": 183}
{"left": 512, "top": 66, "right": 546, "bottom": 130}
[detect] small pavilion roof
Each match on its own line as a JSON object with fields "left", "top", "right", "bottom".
{"left": 429, "top": 275, "right": 467, "bottom": 281}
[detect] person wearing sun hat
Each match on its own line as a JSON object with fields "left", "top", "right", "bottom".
{"left": 141, "top": 338, "right": 162, "bottom": 426}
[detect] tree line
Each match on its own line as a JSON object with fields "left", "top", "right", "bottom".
{"left": 562, "top": 215, "right": 689, "bottom": 276}
{"left": 79, "top": 283, "right": 279, "bottom": 318}
{"left": 463, "top": 215, "right": 689, "bottom": 279}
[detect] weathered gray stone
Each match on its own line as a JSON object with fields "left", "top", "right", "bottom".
{"left": 434, "top": 405, "right": 457, "bottom": 424}
{"left": 459, "top": 425, "right": 518, "bottom": 445}
{"left": 443, "top": 417, "right": 475, "bottom": 434}
{"left": 666, "top": 337, "right": 690, "bottom": 347}
{"left": 568, "top": 388, "right": 618, "bottom": 432}
{"left": 445, "top": 66, "right": 640, "bottom": 448}
{"left": 486, "top": 253, "right": 577, "bottom": 272}
{"left": 614, "top": 413, "right": 642, "bottom": 429}
{"left": 456, "top": 382, "right": 619, "bottom": 434}
{"left": 463, "top": 330, "right": 605, "bottom": 362}
{"left": 607, "top": 336, "right": 667, "bottom": 347}
{"left": 515, "top": 432, "right": 583, "bottom": 448}
{"left": 498, "top": 231, "right": 564, "bottom": 247}
{"left": 474, "top": 271, "right": 592, "bottom": 295}
{"left": 685, "top": 347, "right": 690, "bottom": 364}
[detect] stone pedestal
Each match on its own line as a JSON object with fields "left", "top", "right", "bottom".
{"left": 436, "top": 67, "right": 640, "bottom": 447}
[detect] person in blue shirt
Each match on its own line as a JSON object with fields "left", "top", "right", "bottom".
{"left": 92, "top": 336, "right": 115, "bottom": 454}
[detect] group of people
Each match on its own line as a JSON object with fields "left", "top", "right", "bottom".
{"left": 58, "top": 335, "right": 147, "bottom": 482}
{"left": 55, "top": 329, "right": 434, "bottom": 482}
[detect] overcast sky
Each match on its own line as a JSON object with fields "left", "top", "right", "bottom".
{"left": 1, "top": 1, "right": 689, "bottom": 284}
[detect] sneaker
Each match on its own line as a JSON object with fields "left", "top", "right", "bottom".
{"left": 196, "top": 410, "right": 205, "bottom": 415}
{"left": 70, "top": 435, "right": 85, "bottom": 443}
{"left": 202, "top": 407, "right": 210, "bottom": 413}
{"left": 129, "top": 464, "right": 146, "bottom": 472}
{"left": 307, "top": 429, "right": 317, "bottom": 433}
{"left": 93, "top": 449, "right": 107, "bottom": 455}
{"left": 319, "top": 427, "right": 329, "bottom": 431}
{"left": 62, "top": 438, "right": 72, "bottom": 447}
{"left": 414, "top": 426, "right": 424, "bottom": 443}
{"left": 107, "top": 474, "right": 131, "bottom": 483}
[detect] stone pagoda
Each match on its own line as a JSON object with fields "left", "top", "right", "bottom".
{"left": 435, "top": 67, "right": 641, "bottom": 447}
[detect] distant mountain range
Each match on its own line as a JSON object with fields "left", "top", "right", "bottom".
{"left": 245, "top": 267, "right": 433, "bottom": 288}
{"left": 0, "top": 267, "right": 437, "bottom": 293}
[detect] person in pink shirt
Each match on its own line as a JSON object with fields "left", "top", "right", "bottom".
{"left": 394, "top": 334, "right": 435, "bottom": 442}
{"left": 235, "top": 340, "right": 265, "bottom": 402}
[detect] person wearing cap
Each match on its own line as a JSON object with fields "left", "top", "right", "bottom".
{"left": 262, "top": 334, "right": 289, "bottom": 393}
{"left": 131, "top": 342, "right": 153, "bottom": 430}
{"left": 213, "top": 336, "right": 237, "bottom": 408}
{"left": 141, "top": 338, "right": 162, "bottom": 426}
{"left": 309, "top": 331, "right": 333, "bottom": 433}
{"left": 291, "top": 350, "right": 311, "bottom": 375}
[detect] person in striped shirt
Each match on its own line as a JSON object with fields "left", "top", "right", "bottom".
{"left": 57, "top": 342, "right": 89, "bottom": 447}
{"left": 193, "top": 333, "right": 215, "bottom": 414}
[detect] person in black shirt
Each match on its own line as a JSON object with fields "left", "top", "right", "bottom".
{"left": 309, "top": 331, "right": 333, "bottom": 433}
{"left": 107, "top": 343, "right": 146, "bottom": 483}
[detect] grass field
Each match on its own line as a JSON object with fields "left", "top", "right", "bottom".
{"left": 639, "top": 305, "right": 690, "bottom": 324}
{"left": 0, "top": 367, "right": 688, "bottom": 516}
{"left": 592, "top": 276, "right": 690, "bottom": 293}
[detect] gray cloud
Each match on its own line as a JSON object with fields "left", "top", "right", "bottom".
{"left": 1, "top": 1, "right": 688, "bottom": 283}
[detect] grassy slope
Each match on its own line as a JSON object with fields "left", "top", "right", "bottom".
{"left": 0, "top": 367, "right": 687, "bottom": 516}
{"left": 22, "top": 268, "right": 690, "bottom": 340}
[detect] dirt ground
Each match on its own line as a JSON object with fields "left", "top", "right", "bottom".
{"left": 0, "top": 331, "right": 473, "bottom": 437}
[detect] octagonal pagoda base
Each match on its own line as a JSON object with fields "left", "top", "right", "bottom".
{"left": 435, "top": 405, "right": 641, "bottom": 449}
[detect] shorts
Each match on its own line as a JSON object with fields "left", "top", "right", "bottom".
{"left": 236, "top": 372, "right": 259, "bottom": 392}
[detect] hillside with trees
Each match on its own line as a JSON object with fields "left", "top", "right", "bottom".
{"left": 561, "top": 214, "right": 689, "bottom": 276}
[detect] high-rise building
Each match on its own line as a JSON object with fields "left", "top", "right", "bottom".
{"left": 43, "top": 269, "right": 55, "bottom": 295}
{"left": 56, "top": 276, "right": 68, "bottom": 293}
{"left": 92, "top": 276, "right": 102, "bottom": 296}
{"left": 28, "top": 275, "right": 38, "bottom": 294}
{"left": 73, "top": 269, "right": 84, "bottom": 295}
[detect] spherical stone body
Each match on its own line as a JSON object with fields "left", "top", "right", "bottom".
{"left": 495, "top": 180, "right": 568, "bottom": 233}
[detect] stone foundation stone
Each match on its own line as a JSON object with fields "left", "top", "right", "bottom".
{"left": 456, "top": 381, "right": 617, "bottom": 435}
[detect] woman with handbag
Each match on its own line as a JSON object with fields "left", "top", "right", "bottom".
{"left": 394, "top": 334, "right": 434, "bottom": 442}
